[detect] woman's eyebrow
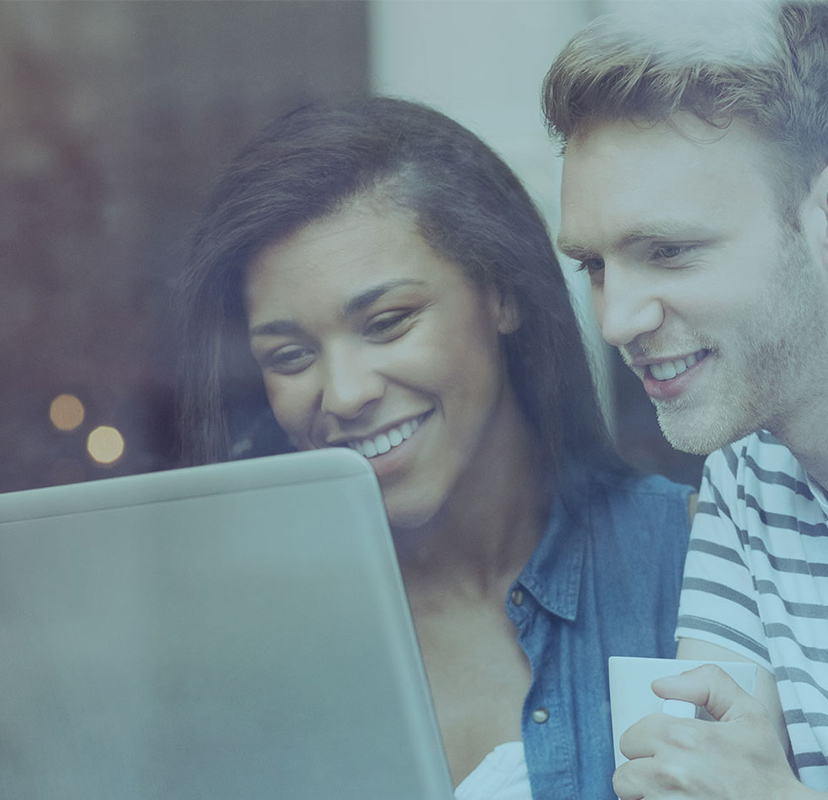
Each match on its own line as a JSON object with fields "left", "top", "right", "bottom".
{"left": 248, "top": 279, "right": 428, "bottom": 339}
{"left": 248, "top": 319, "right": 304, "bottom": 339}
{"left": 342, "top": 278, "right": 427, "bottom": 317}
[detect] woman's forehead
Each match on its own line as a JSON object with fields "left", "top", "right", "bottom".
{"left": 243, "top": 202, "right": 468, "bottom": 322}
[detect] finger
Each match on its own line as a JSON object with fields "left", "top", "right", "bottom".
{"left": 619, "top": 713, "right": 668, "bottom": 760}
{"left": 613, "top": 757, "right": 647, "bottom": 800}
{"left": 651, "top": 664, "right": 758, "bottom": 722}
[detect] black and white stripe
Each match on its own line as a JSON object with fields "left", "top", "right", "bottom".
{"left": 676, "top": 431, "right": 828, "bottom": 789}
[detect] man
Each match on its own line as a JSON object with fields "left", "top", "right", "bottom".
{"left": 545, "top": 2, "right": 828, "bottom": 798}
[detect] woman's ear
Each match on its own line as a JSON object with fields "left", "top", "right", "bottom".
{"left": 492, "top": 289, "right": 522, "bottom": 334}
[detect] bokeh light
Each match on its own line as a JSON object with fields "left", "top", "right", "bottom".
{"left": 86, "top": 425, "right": 125, "bottom": 465}
{"left": 49, "top": 393, "right": 85, "bottom": 431}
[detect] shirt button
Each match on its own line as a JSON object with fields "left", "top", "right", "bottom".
{"left": 532, "top": 707, "right": 550, "bottom": 724}
{"left": 510, "top": 589, "right": 524, "bottom": 606}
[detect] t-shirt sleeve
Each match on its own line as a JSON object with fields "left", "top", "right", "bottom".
{"left": 675, "top": 445, "right": 772, "bottom": 671}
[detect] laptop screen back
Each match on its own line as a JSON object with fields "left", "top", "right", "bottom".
{"left": 0, "top": 448, "right": 454, "bottom": 800}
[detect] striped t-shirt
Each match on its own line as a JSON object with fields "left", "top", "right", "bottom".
{"left": 676, "top": 430, "right": 828, "bottom": 789}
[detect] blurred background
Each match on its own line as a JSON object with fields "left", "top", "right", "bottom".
{"left": 0, "top": 0, "right": 704, "bottom": 496}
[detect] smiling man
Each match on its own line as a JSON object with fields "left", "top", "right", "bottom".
{"left": 545, "top": 2, "right": 828, "bottom": 798}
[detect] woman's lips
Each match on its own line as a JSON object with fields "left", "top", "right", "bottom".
{"left": 346, "top": 412, "right": 430, "bottom": 458}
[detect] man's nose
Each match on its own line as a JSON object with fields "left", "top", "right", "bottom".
{"left": 594, "top": 263, "right": 664, "bottom": 348}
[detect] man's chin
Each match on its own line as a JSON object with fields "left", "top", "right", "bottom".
{"left": 659, "top": 429, "right": 721, "bottom": 456}
{"left": 654, "top": 405, "right": 754, "bottom": 456}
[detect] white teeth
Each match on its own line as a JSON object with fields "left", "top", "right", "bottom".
{"left": 652, "top": 361, "right": 677, "bottom": 381}
{"left": 650, "top": 352, "right": 704, "bottom": 381}
{"left": 347, "top": 414, "right": 424, "bottom": 459}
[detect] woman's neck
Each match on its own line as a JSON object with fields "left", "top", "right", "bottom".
{"left": 394, "top": 391, "right": 549, "bottom": 604}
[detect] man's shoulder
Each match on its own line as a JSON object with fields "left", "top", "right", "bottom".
{"left": 701, "top": 431, "right": 820, "bottom": 523}
{"left": 704, "top": 430, "right": 801, "bottom": 483}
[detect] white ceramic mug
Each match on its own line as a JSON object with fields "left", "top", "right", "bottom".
{"left": 608, "top": 656, "right": 759, "bottom": 770}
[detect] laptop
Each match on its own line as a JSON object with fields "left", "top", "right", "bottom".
{"left": 0, "top": 448, "right": 454, "bottom": 800}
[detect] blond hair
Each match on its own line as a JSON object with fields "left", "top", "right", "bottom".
{"left": 543, "top": 1, "right": 828, "bottom": 208}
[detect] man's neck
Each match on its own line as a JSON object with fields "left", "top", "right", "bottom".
{"left": 770, "top": 396, "right": 828, "bottom": 490}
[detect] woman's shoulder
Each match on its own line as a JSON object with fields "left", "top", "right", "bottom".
{"left": 574, "top": 468, "right": 695, "bottom": 547}
{"left": 553, "top": 461, "right": 694, "bottom": 547}
{"left": 587, "top": 467, "right": 695, "bottom": 506}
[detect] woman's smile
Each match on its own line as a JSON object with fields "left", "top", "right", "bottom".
{"left": 342, "top": 410, "right": 431, "bottom": 459}
{"left": 341, "top": 410, "right": 433, "bottom": 481}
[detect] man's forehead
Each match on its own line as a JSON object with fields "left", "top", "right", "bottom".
{"left": 557, "top": 114, "right": 785, "bottom": 256}
{"left": 560, "top": 114, "right": 781, "bottom": 195}
{"left": 564, "top": 114, "right": 739, "bottom": 157}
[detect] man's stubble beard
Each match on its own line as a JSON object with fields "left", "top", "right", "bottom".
{"left": 649, "top": 228, "right": 826, "bottom": 456}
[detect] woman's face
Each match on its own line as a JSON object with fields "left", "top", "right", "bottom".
{"left": 243, "top": 201, "right": 521, "bottom": 529}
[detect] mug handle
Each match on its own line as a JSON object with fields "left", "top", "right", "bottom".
{"left": 662, "top": 698, "right": 696, "bottom": 718}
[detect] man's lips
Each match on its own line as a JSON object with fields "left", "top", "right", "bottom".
{"left": 645, "top": 349, "right": 709, "bottom": 382}
{"left": 639, "top": 349, "right": 711, "bottom": 400}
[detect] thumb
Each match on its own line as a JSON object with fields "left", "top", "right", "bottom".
{"left": 651, "top": 664, "right": 756, "bottom": 722}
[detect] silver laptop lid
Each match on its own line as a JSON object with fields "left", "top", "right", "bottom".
{"left": 0, "top": 448, "right": 454, "bottom": 800}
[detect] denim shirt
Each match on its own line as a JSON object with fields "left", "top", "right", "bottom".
{"left": 508, "top": 472, "right": 693, "bottom": 800}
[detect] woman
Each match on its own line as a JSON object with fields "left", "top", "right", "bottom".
{"left": 177, "top": 97, "right": 693, "bottom": 799}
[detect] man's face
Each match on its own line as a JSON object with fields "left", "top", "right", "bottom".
{"left": 558, "top": 115, "right": 828, "bottom": 455}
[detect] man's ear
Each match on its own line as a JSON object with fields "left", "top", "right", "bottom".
{"left": 803, "top": 164, "right": 828, "bottom": 267}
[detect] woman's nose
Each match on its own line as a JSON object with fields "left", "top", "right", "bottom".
{"left": 319, "top": 348, "right": 385, "bottom": 420}
{"left": 594, "top": 264, "right": 664, "bottom": 348}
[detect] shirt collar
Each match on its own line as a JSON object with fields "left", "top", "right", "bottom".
{"left": 806, "top": 473, "right": 828, "bottom": 518}
{"left": 516, "top": 492, "right": 586, "bottom": 623}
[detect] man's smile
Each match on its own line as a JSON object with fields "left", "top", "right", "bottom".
{"left": 647, "top": 350, "right": 709, "bottom": 382}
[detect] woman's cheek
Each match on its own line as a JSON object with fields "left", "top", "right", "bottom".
{"left": 262, "top": 379, "right": 300, "bottom": 446}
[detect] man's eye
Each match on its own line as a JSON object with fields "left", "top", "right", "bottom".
{"left": 652, "top": 244, "right": 693, "bottom": 261}
{"left": 576, "top": 257, "right": 605, "bottom": 274}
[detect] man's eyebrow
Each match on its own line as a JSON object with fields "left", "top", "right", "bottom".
{"left": 556, "top": 236, "right": 597, "bottom": 260}
{"left": 557, "top": 222, "right": 712, "bottom": 259}
{"left": 617, "top": 222, "right": 707, "bottom": 244}
{"left": 342, "top": 278, "right": 427, "bottom": 317}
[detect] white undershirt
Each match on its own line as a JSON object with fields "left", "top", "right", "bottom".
{"left": 454, "top": 742, "right": 532, "bottom": 800}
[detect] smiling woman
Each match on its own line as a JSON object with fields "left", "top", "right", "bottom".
{"left": 244, "top": 202, "right": 522, "bottom": 529}
{"left": 176, "top": 97, "right": 695, "bottom": 799}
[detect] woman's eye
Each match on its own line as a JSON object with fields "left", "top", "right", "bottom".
{"left": 263, "top": 346, "right": 314, "bottom": 375}
{"left": 365, "top": 311, "right": 414, "bottom": 340}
